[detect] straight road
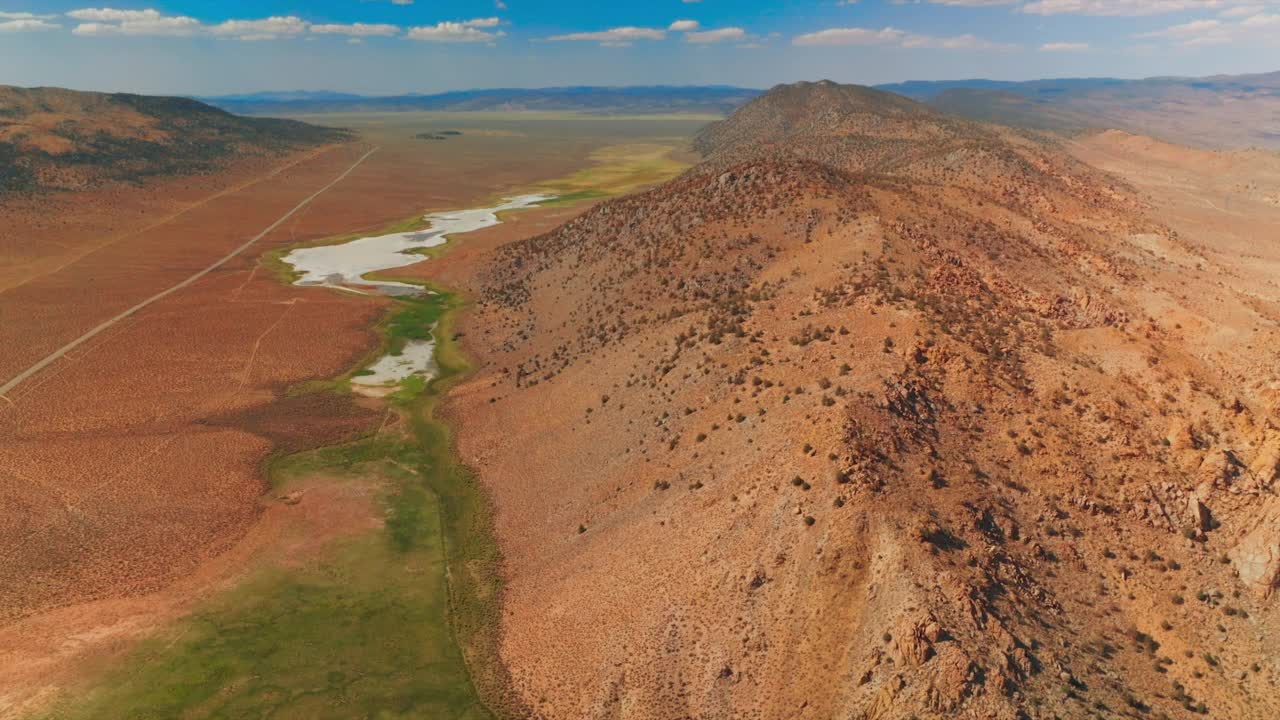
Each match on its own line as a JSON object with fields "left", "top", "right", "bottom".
{"left": 0, "top": 145, "right": 380, "bottom": 401}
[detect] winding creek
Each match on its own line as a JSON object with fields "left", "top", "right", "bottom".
{"left": 43, "top": 190, "right": 557, "bottom": 720}
{"left": 282, "top": 193, "right": 553, "bottom": 394}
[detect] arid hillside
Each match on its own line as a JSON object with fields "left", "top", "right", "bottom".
{"left": 446, "top": 81, "right": 1280, "bottom": 719}
{"left": 0, "top": 85, "right": 348, "bottom": 193}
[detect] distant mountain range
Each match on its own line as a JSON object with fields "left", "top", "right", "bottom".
{"left": 881, "top": 71, "right": 1280, "bottom": 148}
{"left": 203, "top": 90, "right": 368, "bottom": 103}
{"left": 198, "top": 86, "right": 761, "bottom": 116}
{"left": 199, "top": 72, "right": 1280, "bottom": 149}
{"left": 879, "top": 70, "right": 1280, "bottom": 100}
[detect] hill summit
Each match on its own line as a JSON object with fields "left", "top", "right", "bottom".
{"left": 693, "top": 80, "right": 970, "bottom": 165}
{"left": 453, "top": 81, "right": 1280, "bottom": 719}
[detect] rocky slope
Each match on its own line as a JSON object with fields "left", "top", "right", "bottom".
{"left": 0, "top": 85, "right": 348, "bottom": 194}
{"left": 453, "top": 81, "right": 1280, "bottom": 719}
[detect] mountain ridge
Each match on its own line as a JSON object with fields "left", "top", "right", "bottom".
{"left": 194, "top": 70, "right": 1280, "bottom": 147}
{"left": 447, "top": 79, "right": 1280, "bottom": 719}
{"left": 0, "top": 85, "right": 348, "bottom": 194}
{"left": 199, "top": 85, "right": 762, "bottom": 116}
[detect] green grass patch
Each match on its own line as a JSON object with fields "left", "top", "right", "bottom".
{"left": 536, "top": 189, "right": 607, "bottom": 207}
{"left": 35, "top": 282, "right": 524, "bottom": 720}
{"left": 270, "top": 433, "right": 422, "bottom": 484}
{"left": 286, "top": 293, "right": 451, "bottom": 402}
{"left": 391, "top": 374, "right": 429, "bottom": 404}
{"left": 535, "top": 142, "right": 689, "bottom": 203}
{"left": 37, "top": 432, "right": 489, "bottom": 720}
{"left": 385, "top": 295, "right": 449, "bottom": 352}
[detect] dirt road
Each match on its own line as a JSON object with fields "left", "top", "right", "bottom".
{"left": 0, "top": 146, "right": 380, "bottom": 402}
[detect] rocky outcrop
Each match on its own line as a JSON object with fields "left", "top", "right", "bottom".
{"left": 1229, "top": 496, "right": 1280, "bottom": 597}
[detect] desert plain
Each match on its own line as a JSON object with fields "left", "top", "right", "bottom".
{"left": 0, "top": 110, "right": 702, "bottom": 718}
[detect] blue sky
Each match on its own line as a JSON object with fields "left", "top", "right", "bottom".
{"left": 1, "top": 1, "right": 1278, "bottom": 94}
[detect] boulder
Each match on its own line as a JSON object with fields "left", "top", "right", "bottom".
{"left": 1249, "top": 434, "right": 1280, "bottom": 489}
{"left": 894, "top": 615, "right": 941, "bottom": 667}
{"left": 1188, "top": 495, "right": 1212, "bottom": 532}
{"left": 1228, "top": 496, "right": 1280, "bottom": 598}
{"left": 925, "top": 644, "right": 977, "bottom": 712}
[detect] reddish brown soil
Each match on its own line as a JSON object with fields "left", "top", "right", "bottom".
{"left": 0, "top": 115, "right": 630, "bottom": 714}
{"left": 0, "top": 470, "right": 386, "bottom": 718}
{"left": 0, "top": 189, "right": 387, "bottom": 624}
{"left": 0, "top": 144, "right": 364, "bottom": 383}
{"left": 199, "top": 393, "right": 380, "bottom": 455}
{"left": 429, "top": 84, "right": 1280, "bottom": 719}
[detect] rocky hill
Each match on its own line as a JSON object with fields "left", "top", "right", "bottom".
{"left": 0, "top": 85, "right": 348, "bottom": 194}
{"left": 454, "top": 81, "right": 1280, "bottom": 719}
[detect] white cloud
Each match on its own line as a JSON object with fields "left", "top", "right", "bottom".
{"left": 1022, "top": 0, "right": 1277, "bottom": 16}
{"left": 70, "top": 8, "right": 201, "bottom": 37}
{"left": 1137, "top": 18, "right": 1232, "bottom": 44}
{"left": 794, "top": 25, "right": 1013, "bottom": 49}
{"left": 1220, "top": 4, "right": 1265, "bottom": 16}
{"left": 65, "top": 8, "right": 418, "bottom": 41}
{"left": 1241, "top": 11, "right": 1280, "bottom": 25}
{"left": 0, "top": 18, "right": 59, "bottom": 32}
{"left": 669, "top": 19, "right": 700, "bottom": 31}
{"left": 408, "top": 18, "right": 505, "bottom": 42}
{"left": 0, "top": 11, "right": 55, "bottom": 20}
{"left": 1040, "top": 41, "right": 1090, "bottom": 50}
{"left": 1132, "top": 8, "right": 1280, "bottom": 45}
{"left": 1138, "top": 18, "right": 1223, "bottom": 34}
{"left": 902, "top": 32, "right": 1013, "bottom": 49}
{"left": 793, "top": 26, "right": 905, "bottom": 45}
{"left": 543, "top": 26, "right": 666, "bottom": 44}
{"left": 67, "top": 8, "right": 163, "bottom": 22}
{"left": 209, "top": 16, "right": 307, "bottom": 41}
{"left": 67, "top": 8, "right": 317, "bottom": 40}
{"left": 685, "top": 27, "right": 746, "bottom": 43}
{"left": 310, "top": 22, "right": 400, "bottom": 37}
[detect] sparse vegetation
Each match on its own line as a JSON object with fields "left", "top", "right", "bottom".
{"left": 0, "top": 86, "right": 348, "bottom": 195}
